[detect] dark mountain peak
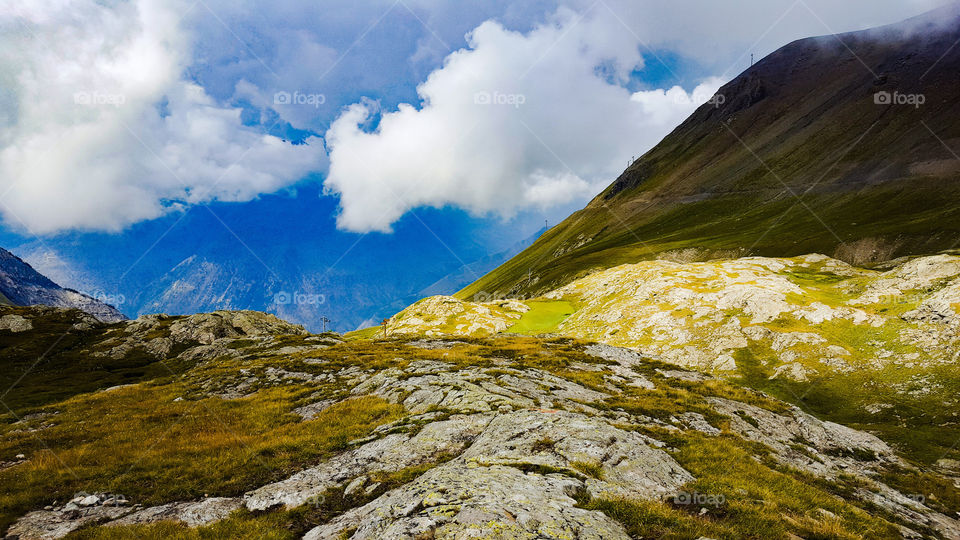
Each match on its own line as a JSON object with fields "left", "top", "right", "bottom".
{"left": 0, "top": 247, "right": 126, "bottom": 322}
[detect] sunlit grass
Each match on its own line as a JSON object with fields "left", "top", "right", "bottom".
{"left": 506, "top": 299, "right": 577, "bottom": 335}
{"left": 0, "top": 385, "right": 401, "bottom": 532}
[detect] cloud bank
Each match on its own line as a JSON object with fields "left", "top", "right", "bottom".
{"left": 324, "top": 8, "right": 724, "bottom": 232}
{"left": 0, "top": 0, "right": 326, "bottom": 234}
{"left": 0, "top": 0, "right": 946, "bottom": 234}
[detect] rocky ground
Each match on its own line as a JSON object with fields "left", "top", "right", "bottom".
{"left": 389, "top": 253, "right": 960, "bottom": 466}
{"left": 2, "top": 307, "right": 960, "bottom": 539}
{"left": 390, "top": 253, "right": 960, "bottom": 379}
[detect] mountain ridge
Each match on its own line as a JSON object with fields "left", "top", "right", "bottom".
{"left": 461, "top": 6, "right": 960, "bottom": 301}
{"left": 0, "top": 247, "right": 125, "bottom": 323}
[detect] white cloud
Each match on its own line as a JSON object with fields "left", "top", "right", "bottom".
{"left": 324, "top": 8, "right": 724, "bottom": 232}
{"left": 0, "top": 0, "right": 945, "bottom": 235}
{"left": 0, "top": 0, "right": 326, "bottom": 234}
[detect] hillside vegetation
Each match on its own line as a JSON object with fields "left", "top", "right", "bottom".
{"left": 388, "top": 252, "right": 960, "bottom": 467}
{"left": 2, "top": 307, "right": 959, "bottom": 538}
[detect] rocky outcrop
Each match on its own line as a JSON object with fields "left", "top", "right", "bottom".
{"left": 6, "top": 332, "right": 960, "bottom": 539}
{"left": 106, "top": 498, "right": 242, "bottom": 528}
{"left": 94, "top": 310, "right": 307, "bottom": 361}
{"left": 389, "top": 253, "right": 960, "bottom": 380}
{"left": 304, "top": 462, "right": 632, "bottom": 540}
{"left": 245, "top": 414, "right": 494, "bottom": 511}
{"left": 6, "top": 496, "right": 242, "bottom": 540}
{"left": 0, "top": 314, "right": 32, "bottom": 333}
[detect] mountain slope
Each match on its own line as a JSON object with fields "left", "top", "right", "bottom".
{"left": 389, "top": 252, "right": 960, "bottom": 466}
{"left": 3, "top": 308, "right": 960, "bottom": 538}
{"left": 0, "top": 248, "right": 125, "bottom": 322}
{"left": 463, "top": 5, "right": 960, "bottom": 301}
{"left": 9, "top": 187, "right": 540, "bottom": 332}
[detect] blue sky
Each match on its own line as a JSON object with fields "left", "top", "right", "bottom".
{"left": 0, "top": 0, "right": 948, "bottom": 329}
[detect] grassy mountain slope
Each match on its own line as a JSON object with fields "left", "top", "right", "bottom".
{"left": 388, "top": 252, "right": 960, "bottom": 467}
{"left": 462, "top": 6, "right": 960, "bottom": 301}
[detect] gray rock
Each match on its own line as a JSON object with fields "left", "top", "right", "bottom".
{"left": 106, "top": 497, "right": 242, "bottom": 528}
{"left": 244, "top": 414, "right": 493, "bottom": 511}
{"left": 460, "top": 410, "right": 693, "bottom": 501}
{"left": 304, "top": 463, "right": 631, "bottom": 540}
{"left": 343, "top": 476, "right": 368, "bottom": 497}
{"left": 709, "top": 397, "right": 894, "bottom": 477}
{"left": 680, "top": 412, "right": 720, "bottom": 435}
{"left": 293, "top": 399, "right": 337, "bottom": 421}
{"left": 6, "top": 507, "right": 132, "bottom": 539}
{"left": 0, "top": 314, "right": 32, "bottom": 332}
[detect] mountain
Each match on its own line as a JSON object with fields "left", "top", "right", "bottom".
{"left": 0, "top": 247, "right": 125, "bottom": 322}
{"left": 388, "top": 251, "right": 960, "bottom": 465}
{"left": 462, "top": 5, "right": 960, "bottom": 301}
{"left": 7, "top": 186, "right": 545, "bottom": 333}
{"left": 3, "top": 305, "right": 960, "bottom": 538}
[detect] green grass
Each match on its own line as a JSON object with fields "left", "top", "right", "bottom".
{"left": 66, "top": 509, "right": 299, "bottom": 540}
{"left": 570, "top": 460, "right": 604, "bottom": 480}
{"left": 342, "top": 326, "right": 383, "bottom": 341}
{"left": 506, "top": 299, "right": 576, "bottom": 335}
{"left": 460, "top": 185, "right": 960, "bottom": 301}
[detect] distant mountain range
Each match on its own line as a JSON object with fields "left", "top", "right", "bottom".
{"left": 463, "top": 4, "right": 960, "bottom": 300}
{"left": 4, "top": 193, "right": 544, "bottom": 332}
{"left": 0, "top": 247, "right": 125, "bottom": 322}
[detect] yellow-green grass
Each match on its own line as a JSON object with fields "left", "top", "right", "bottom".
{"left": 66, "top": 510, "right": 298, "bottom": 540}
{"left": 581, "top": 434, "right": 900, "bottom": 540}
{"left": 506, "top": 299, "right": 576, "bottom": 335}
{"left": 0, "top": 385, "right": 402, "bottom": 532}
{"left": 342, "top": 326, "right": 384, "bottom": 341}
{"left": 68, "top": 460, "right": 458, "bottom": 539}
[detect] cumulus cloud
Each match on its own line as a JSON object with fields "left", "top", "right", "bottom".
{"left": 324, "top": 8, "right": 724, "bottom": 232}
{"left": 0, "top": 0, "right": 326, "bottom": 234}
{"left": 0, "top": 0, "right": 944, "bottom": 235}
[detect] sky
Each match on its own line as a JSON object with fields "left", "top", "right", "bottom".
{"left": 0, "top": 0, "right": 950, "bottom": 329}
